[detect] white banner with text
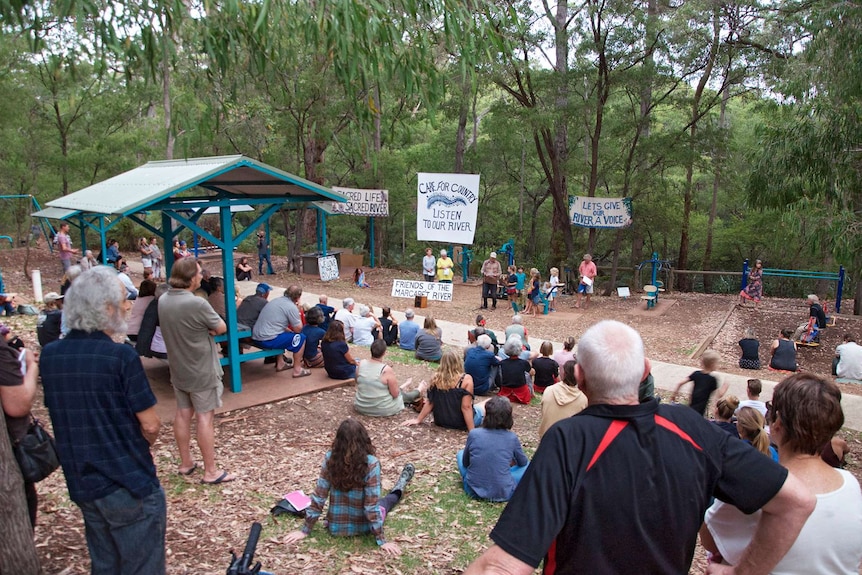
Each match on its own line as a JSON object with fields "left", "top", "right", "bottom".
{"left": 391, "top": 279, "right": 453, "bottom": 302}
{"left": 318, "top": 256, "right": 339, "bottom": 282}
{"left": 416, "top": 173, "right": 480, "bottom": 244}
{"left": 569, "top": 196, "right": 633, "bottom": 228}
{"left": 330, "top": 187, "right": 389, "bottom": 217}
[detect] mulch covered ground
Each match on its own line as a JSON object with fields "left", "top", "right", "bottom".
{"left": 1, "top": 245, "right": 860, "bottom": 574}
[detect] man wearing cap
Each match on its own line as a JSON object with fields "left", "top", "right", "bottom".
{"left": 257, "top": 230, "right": 274, "bottom": 275}
{"left": 237, "top": 283, "right": 272, "bottom": 331}
{"left": 481, "top": 252, "right": 502, "bottom": 310}
{"left": 398, "top": 309, "right": 420, "bottom": 351}
{"left": 335, "top": 298, "right": 357, "bottom": 342}
{"left": 37, "top": 292, "right": 64, "bottom": 347}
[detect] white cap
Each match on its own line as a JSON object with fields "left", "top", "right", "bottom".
{"left": 490, "top": 252, "right": 497, "bottom": 258}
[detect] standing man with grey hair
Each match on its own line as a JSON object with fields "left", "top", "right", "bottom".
{"left": 159, "top": 258, "right": 233, "bottom": 485}
{"left": 40, "top": 266, "right": 165, "bottom": 573}
{"left": 465, "top": 319, "right": 815, "bottom": 575}
{"left": 335, "top": 298, "right": 357, "bottom": 343}
{"left": 481, "top": 251, "right": 502, "bottom": 310}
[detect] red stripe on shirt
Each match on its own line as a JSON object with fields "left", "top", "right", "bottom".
{"left": 543, "top": 539, "right": 558, "bottom": 575}
{"left": 587, "top": 420, "right": 629, "bottom": 471}
{"left": 655, "top": 415, "right": 703, "bottom": 451}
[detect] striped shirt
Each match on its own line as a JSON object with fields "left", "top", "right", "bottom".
{"left": 302, "top": 452, "right": 386, "bottom": 545}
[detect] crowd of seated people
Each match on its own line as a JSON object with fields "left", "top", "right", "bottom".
{"left": 23, "top": 252, "right": 861, "bottom": 575}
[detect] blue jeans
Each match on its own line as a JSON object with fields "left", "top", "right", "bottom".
{"left": 77, "top": 486, "right": 166, "bottom": 575}
{"left": 456, "top": 449, "right": 527, "bottom": 501}
{"left": 258, "top": 252, "right": 273, "bottom": 274}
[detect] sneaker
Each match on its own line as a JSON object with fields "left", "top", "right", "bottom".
{"left": 392, "top": 463, "right": 415, "bottom": 494}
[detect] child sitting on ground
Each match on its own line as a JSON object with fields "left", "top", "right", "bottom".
{"left": 353, "top": 268, "right": 370, "bottom": 288}
{"left": 671, "top": 349, "right": 728, "bottom": 417}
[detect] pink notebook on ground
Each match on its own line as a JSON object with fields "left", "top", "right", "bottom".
{"left": 283, "top": 490, "right": 311, "bottom": 511}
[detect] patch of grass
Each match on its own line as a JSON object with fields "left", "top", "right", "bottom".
{"left": 268, "top": 462, "right": 506, "bottom": 573}
{"left": 381, "top": 345, "right": 435, "bottom": 367}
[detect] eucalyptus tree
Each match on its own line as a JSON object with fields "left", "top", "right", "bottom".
{"left": 748, "top": 0, "right": 862, "bottom": 312}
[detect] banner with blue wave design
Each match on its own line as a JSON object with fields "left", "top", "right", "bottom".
{"left": 417, "top": 173, "right": 480, "bottom": 244}
{"left": 569, "top": 196, "right": 633, "bottom": 228}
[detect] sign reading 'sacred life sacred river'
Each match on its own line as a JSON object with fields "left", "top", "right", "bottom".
{"left": 391, "top": 280, "right": 454, "bottom": 302}
{"left": 330, "top": 187, "right": 389, "bottom": 217}
{"left": 416, "top": 173, "right": 480, "bottom": 244}
{"left": 569, "top": 196, "right": 633, "bottom": 229}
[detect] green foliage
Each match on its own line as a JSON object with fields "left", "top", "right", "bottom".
{"left": 0, "top": 0, "right": 856, "bottom": 298}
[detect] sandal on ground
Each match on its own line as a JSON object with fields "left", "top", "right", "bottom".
{"left": 201, "top": 471, "right": 236, "bottom": 485}
{"left": 292, "top": 369, "right": 312, "bottom": 378}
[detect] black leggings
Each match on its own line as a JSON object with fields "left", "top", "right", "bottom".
{"left": 380, "top": 489, "right": 403, "bottom": 514}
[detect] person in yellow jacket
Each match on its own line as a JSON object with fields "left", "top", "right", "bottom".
{"left": 436, "top": 249, "right": 455, "bottom": 283}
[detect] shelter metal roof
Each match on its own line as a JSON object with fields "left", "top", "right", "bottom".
{"left": 31, "top": 207, "right": 80, "bottom": 220}
{"left": 46, "top": 155, "right": 346, "bottom": 216}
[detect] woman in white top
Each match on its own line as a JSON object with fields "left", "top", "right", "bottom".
{"left": 422, "top": 248, "right": 437, "bottom": 282}
{"left": 701, "top": 373, "right": 862, "bottom": 574}
{"left": 352, "top": 305, "right": 382, "bottom": 346}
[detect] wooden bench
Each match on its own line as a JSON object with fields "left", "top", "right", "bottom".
{"left": 642, "top": 285, "right": 658, "bottom": 309}
{"left": 214, "top": 329, "right": 285, "bottom": 367}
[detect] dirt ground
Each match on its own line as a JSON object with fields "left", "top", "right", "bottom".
{"left": 2, "top": 246, "right": 861, "bottom": 574}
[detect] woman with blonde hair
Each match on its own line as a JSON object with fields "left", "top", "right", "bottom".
{"left": 736, "top": 406, "right": 777, "bottom": 461}
{"left": 405, "top": 350, "right": 483, "bottom": 431}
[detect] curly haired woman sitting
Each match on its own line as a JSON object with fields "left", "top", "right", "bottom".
{"left": 284, "top": 419, "right": 415, "bottom": 556}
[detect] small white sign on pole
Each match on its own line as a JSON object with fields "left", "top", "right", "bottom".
{"left": 391, "top": 279, "right": 453, "bottom": 302}
{"left": 318, "top": 256, "right": 339, "bottom": 282}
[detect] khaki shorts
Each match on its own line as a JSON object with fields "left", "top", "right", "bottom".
{"left": 174, "top": 381, "right": 223, "bottom": 413}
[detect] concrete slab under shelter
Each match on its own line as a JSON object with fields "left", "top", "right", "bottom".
{"left": 142, "top": 357, "right": 355, "bottom": 424}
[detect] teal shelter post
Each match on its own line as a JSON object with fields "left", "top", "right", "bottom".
{"left": 220, "top": 206, "right": 242, "bottom": 391}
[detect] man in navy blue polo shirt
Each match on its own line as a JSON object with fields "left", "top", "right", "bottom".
{"left": 40, "top": 266, "right": 165, "bottom": 574}
{"left": 465, "top": 320, "right": 816, "bottom": 575}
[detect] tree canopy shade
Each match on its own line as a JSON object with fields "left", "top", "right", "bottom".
{"left": 1, "top": 0, "right": 859, "bottom": 309}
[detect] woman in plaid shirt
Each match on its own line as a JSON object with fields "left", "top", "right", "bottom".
{"left": 284, "top": 419, "right": 414, "bottom": 555}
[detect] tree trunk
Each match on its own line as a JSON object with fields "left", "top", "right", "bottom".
{"left": 678, "top": 5, "right": 720, "bottom": 291}
{"left": 163, "top": 56, "right": 175, "bottom": 160}
{"left": 604, "top": 228, "right": 624, "bottom": 296}
{"left": 0, "top": 396, "right": 41, "bottom": 574}
{"left": 703, "top": 84, "right": 729, "bottom": 292}
{"left": 454, "top": 76, "right": 470, "bottom": 173}
{"left": 548, "top": 0, "right": 574, "bottom": 265}
{"left": 584, "top": 0, "right": 611, "bottom": 255}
